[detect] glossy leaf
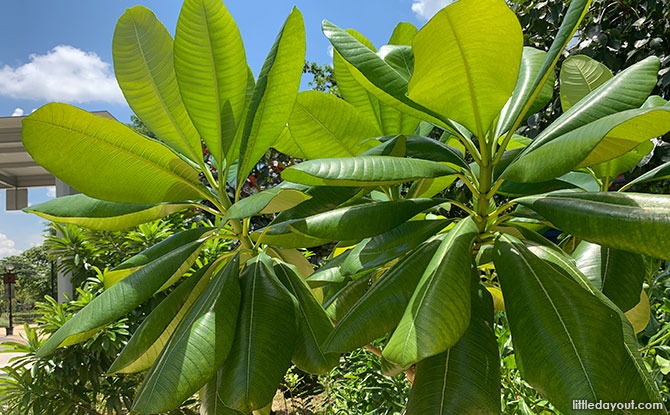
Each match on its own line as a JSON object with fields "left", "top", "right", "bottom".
{"left": 282, "top": 156, "right": 457, "bottom": 187}
{"left": 22, "top": 103, "right": 207, "bottom": 204}
{"left": 133, "top": 257, "right": 241, "bottom": 414}
{"left": 408, "top": 0, "right": 522, "bottom": 136}
{"left": 388, "top": 22, "right": 418, "bottom": 46}
{"left": 104, "top": 227, "right": 212, "bottom": 287}
{"left": 496, "top": 47, "right": 555, "bottom": 137}
{"left": 108, "top": 266, "right": 211, "bottom": 374}
{"left": 560, "top": 55, "right": 613, "bottom": 111}
{"left": 25, "top": 194, "right": 192, "bottom": 231}
{"left": 572, "top": 241, "right": 645, "bottom": 312}
{"left": 323, "top": 274, "right": 373, "bottom": 322}
{"left": 494, "top": 234, "right": 662, "bottom": 413}
{"left": 504, "top": 107, "right": 670, "bottom": 183}
{"left": 273, "top": 186, "right": 363, "bottom": 223}
{"left": 274, "top": 90, "right": 379, "bottom": 159}
{"left": 383, "top": 217, "right": 479, "bottom": 367}
{"left": 625, "top": 291, "right": 651, "bottom": 334}
{"left": 237, "top": 8, "right": 305, "bottom": 188}
{"left": 499, "top": 0, "right": 591, "bottom": 138}
{"left": 406, "top": 277, "right": 499, "bottom": 415}
{"left": 217, "top": 255, "right": 298, "bottom": 413}
{"left": 323, "top": 238, "right": 442, "bottom": 352}
{"left": 174, "top": 0, "right": 247, "bottom": 163}
{"left": 362, "top": 135, "right": 469, "bottom": 169}
{"left": 515, "top": 192, "right": 670, "bottom": 260}
{"left": 37, "top": 238, "right": 206, "bottom": 357}
{"left": 525, "top": 56, "right": 661, "bottom": 153}
{"left": 257, "top": 198, "right": 442, "bottom": 248}
{"left": 498, "top": 171, "right": 599, "bottom": 197}
{"left": 224, "top": 185, "right": 310, "bottom": 220}
{"left": 273, "top": 262, "right": 338, "bottom": 374}
{"left": 114, "top": 6, "right": 202, "bottom": 162}
{"left": 591, "top": 140, "right": 654, "bottom": 181}
{"left": 622, "top": 159, "right": 670, "bottom": 190}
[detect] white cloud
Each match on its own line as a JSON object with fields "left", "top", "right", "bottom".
{"left": 46, "top": 187, "right": 56, "bottom": 198}
{"left": 411, "top": 0, "right": 454, "bottom": 20}
{"left": 0, "top": 45, "right": 124, "bottom": 104}
{"left": 328, "top": 45, "right": 334, "bottom": 58}
{"left": 11, "top": 107, "right": 24, "bottom": 116}
{"left": 0, "top": 233, "right": 20, "bottom": 258}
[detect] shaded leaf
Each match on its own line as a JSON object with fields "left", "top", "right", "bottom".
{"left": 560, "top": 55, "right": 613, "bottom": 111}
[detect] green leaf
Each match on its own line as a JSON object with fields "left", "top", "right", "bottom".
{"left": 323, "top": 238, "right": 442, "bottom": 353}
{"left": 273, "top": 262, "right": 339, "bottom": 374}
{"left": 217, "top": 255, "right": 298, "bottom": 413}
{"left": 309, "top": 219, "right": 449, "bottom": 286}
{"left": 201, "top": 378, "right": 244, "bottom": 415}
{"left": 591, "top": 140, "right": 654, "bottom": 181}
{"left": 22, "top": 103, "right": 207, "bottom": 204}
{"left": 362, "top": 135, "right": 468, "bottom": 169}
{"left": 25, "top": 194, "right": 192, "bottom": 231}
{"left": 282, "top": 156, "right": 457, "bottom": 187}
{"left": 496, "top": 47, "right": 555, "bottom": 137}
{"left": 237, "top": 8, "right": 305, "bottom": 188}
{"left": 257, "top": 198, "right": 442, "bottom": 248}
{"left": 572, "top": 241, "right": 645, "bottom": 312}
{"left": 274, "top": 90, "right": 380, "bottom": 159}
{"left": 37, "top": 238, "right": 207, "bottom": 357}
{"left": 224, "top": 185, "right": 311, "bottom": 220}
{"left": 133, "top": 256, "right": 241, "bottom": 414}
{"left": 108, "top": 265, "right": 212, "bottom": 374}
{"left": 113, "top": 6, "right": 202, "bottom": 162}
{"left": 525, "top": 56, "right": 661, "bottom": 153}
{"left": 323, "top": 275, "right": 373, "bottom": 321}
{"left": 621, "top": 159, "right": 670, "bottom": 190}
{"left": 504, "top": 107, "right": 670, "bottom": 183}
{"left": 515, "top": 192, "right": 670, "bottom": 260}
{"left": 406, "top": 275, "right": 499, "bottom": 415}
{"left": 388, "top": 22, "right": 418, "bottom": 46}
{"left": 274, "top": 186, "right": 363, "bottom": 223}
{"left": 497, "top": 171, "right": 600, "bottom": 197}
{"left": 498, "top": 0, "right": 591, "bottom": 138}
{"left": 103, "top": 227, "right": 212, "bottom": 287}
{"left": 408, "top": 0, "right": 522, "bottom": 136}
{"left": 559, "top": 55, "right": 613, "bottom": 111}
{"left": 383, "top": 217, "right": 479, "bottom": 367}
{"left": 174, "top": 0, "right": 248, "bottom": 164}
{"left": 493, "top": 234, "right": 663, "bottom": 414}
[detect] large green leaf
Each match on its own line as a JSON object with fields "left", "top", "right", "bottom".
{"left": 496, "top": 47, "right": 555, "bottom": 138}
{"left": 133, "top": 256, "right": 241, "bottom": 414}
{"left": 388, "top": 22, "right": 418, "bottom": 46}
{"left": 497, "top": 0, "right": 591, "bottom": 139}
{"left": 590, "top": 140, "right": 654, "bottom": 181}
{"left": 273, "top": 262, "right": 339, "bottom": 374}
{"left": 273, "top": 186, "right": 363, "bottom": 223}
{"left": 237, "top": 8, "right": 305, "bottom": 188}
{"left": 217, "top": 255, "right": 298, "bottom": 413}
{"left": 113, "top": 6, "right": 202, "bottom": 162}
{"left": 493, "top": 234, "right": 663, "bottom": 414}
{"left": 22, "top": 104, "right": 207, "bottom": 204}
{"left": 323, "top": 238, "right": 442, "bottom": 353}
{"left": 274, "top": 90, "right": 380, "bottom": 159}
{"left": 503, "top": 107, "right": 670, "bottom": 183}
{"left": 362, "top": 135, "right": 469, "bottom": 169}
{"left": 104, "top": 227, "right": 213, "bottom": 287}
{"left": 515, "top": 192, "right": 670, "bottom": 260}
{"left": 497, "top": 171, "right": 599, "bottom": 197}
{"left": 256, "top": 198, "right": 442, "bottom": 248}
{"left": 621, "top": 159, "right": 670, "bottom": 190}
{"left": 282, "top": 156, "right": 457, "bottom": 187}
{"left": 25, "top": 194, "right": 192, "bottom": 231}
{"left": 37, "top": 238, "right": 206, "bottom": 357}
{"left": 408, "top": 0, "right": 522, "bottom": 136}
{"left": 108, "top": 265, "right": 211, "bottom": 374}
{"left": 174, "top": 0, "right": 247, "bottom": 164}
{"left": 406, "top": 275, "right": 499, "bottom": 415}
{"left": 309, "top": 219, "right": 449, "bottom": 287}
{"left": 383, "top": 217, "right": 479, "bottom": 367}
{"left": 572, "top": 241, "right": 645, "bottom": 312}
{"left": 559, "top": 55, "right": 613, "bottom": 111}
{"left": 525, "top": 56, "right": 661, "bottom": 153}
{"left": 224, "top": 184, "right": 310, "bottom": 220}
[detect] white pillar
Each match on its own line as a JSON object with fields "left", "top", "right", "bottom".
{"left": 55, "top": 179, "right": 78, "bottom": 303}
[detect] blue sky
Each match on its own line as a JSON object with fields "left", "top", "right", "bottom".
{"left": 0, "top": 0, "right": 452, "bottom": 257}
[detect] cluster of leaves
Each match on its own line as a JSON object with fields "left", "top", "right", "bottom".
{"left": 17, "top": 0, "right": 670, "bottom": 414}
{"left": 0, "top": 246, "right": 53, "bottom": 310}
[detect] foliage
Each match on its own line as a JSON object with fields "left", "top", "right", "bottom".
{"left": 0, "top": 246, "right": 53, "bottom": 310}
{"left": 19, "top": 0, "right": 670, "bottom": 414}
{"left": 303, "top": 62, "right": 338, "bottom": 96}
